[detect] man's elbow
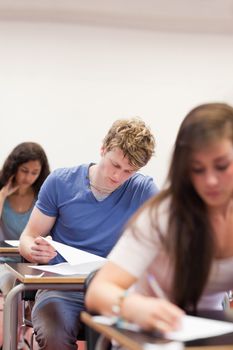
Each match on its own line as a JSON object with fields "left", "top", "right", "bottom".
{"left": 19, "top": 233, "right": 29, "bottom": 260}
{"left": 18, "top": 239, "right": 26, "bottom": 259}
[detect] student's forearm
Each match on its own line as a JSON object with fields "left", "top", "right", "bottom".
{"left": 86, "top": 262, "right": 137, "bottom": 316}
{"left": 19, "top": 207, "right": 57, "bottom": 263}
{"left": 19, "top": 233, "right": 36, "bottom": 262}
{"left": 85, "top": 279, "right": 184, "bottom": 333}
{"left": 86, "top": 281, "right": 125, "bottom": 316}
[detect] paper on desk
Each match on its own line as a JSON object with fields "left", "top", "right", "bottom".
{"left": 30, "top": 260, "right": 105, "bottom": 275}
{"left": 93, "top": 315, "right": 233, "bottom": 342}
{"left": 144, "top": 342, "right": 183, "bottom": 350}
{"left": 165, "top": 315, "right": 233, "bottom": 341}
{"left": 92, "top": 315, "right": 141, "bottom": 331}
{"left": 4, "top": 240, "right": 19, "bottom": 247}
{"left": 41, "top": 237, "right": 106, "bottom": 265}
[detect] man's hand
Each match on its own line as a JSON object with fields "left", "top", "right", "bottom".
{"left": 30, "top": 236, "right": 57, "bottom": 264}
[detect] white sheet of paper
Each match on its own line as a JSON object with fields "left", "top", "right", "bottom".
{"left": 25, "top": 272, "right": 45, "bottom": 278}
{"left": 165, "top": 315, "right": 233, "bottom": 341}
{"left": 30, "top": 260, "right": 105, "bottom": 275}
{"left": 144, "top": 342, "right": 183, "bottom": 350}
{"left": 92, "top": 314, "right": 233, "bottom": 342}
{"left": 41, "top": 237, "right": 106, "bottom": 265}
{"left": 4, "top": 240, "right": 19, "bottom": 247}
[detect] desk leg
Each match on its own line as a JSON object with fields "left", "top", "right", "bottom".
{"left": 95, "top": 334, "right": 111, "bottom": 350}
{"left": 2, "top": 282, "right": 84, "bottom": 350}
{"left": 3, "top": 283, "right": 26, "bottom": 350}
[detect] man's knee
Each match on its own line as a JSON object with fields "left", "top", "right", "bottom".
{"left": 32, "top": 300, "right": 80, "bottom": 349}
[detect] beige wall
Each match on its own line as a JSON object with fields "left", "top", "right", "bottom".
{"left": 0, "top": 20, "right": 233, "bottom": 187}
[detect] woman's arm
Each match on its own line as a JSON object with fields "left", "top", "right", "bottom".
{"left": 0, "top": 177, "right": 19, "bottom": 218}
{"left": 85, "top": 261, "right": 184, "bottom": 333}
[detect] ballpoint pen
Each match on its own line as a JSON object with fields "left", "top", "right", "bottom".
{"left": 147, "top": 273, "right": 167, "bottom": 299}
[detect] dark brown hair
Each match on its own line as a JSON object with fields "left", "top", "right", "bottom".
{"left": 133, "top": 103, "right": 233, "bottom": 311}
{"left": 0, "top": 142, "right": 50, "bottom": 195}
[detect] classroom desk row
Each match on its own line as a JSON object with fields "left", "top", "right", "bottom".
{"left": 0, "top": 242, "right": 86, "bottom": 350}
{"left": 0, "top": 241, "right": 19, "bottom": 257}
{"left": 81, "top": 311, "right": 233, "bottom": 350}
{"left": 1, "top": 242, "right": 233, "bottom": 350}
{"left": 2, "top": 263, "right": 86, "bottom": 350}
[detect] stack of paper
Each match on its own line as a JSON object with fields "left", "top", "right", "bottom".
{"left": 30, "top": 237, "right": 106, "bottom": 275}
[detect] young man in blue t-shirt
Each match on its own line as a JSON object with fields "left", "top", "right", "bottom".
{"left": 19, "top": 118, "right": 158, "bottom": 350}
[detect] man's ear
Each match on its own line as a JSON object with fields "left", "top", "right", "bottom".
{"left": 100, "top": 146, "right": 106, "bottom": 156}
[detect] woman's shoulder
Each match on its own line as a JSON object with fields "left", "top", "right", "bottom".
{"left": 134, "top": 195, "right": 171, "bottom": 239}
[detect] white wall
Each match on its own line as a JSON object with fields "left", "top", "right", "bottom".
{"left": 0, "top": 20, "right": 233, "bottom": 187}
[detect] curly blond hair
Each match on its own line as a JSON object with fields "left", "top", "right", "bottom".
{"left": 102, "top": 118, "right": 155, "bottom": 169}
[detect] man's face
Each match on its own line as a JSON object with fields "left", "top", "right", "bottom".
{"left": 98, "top": 147, "right": 138, "bottom": 191}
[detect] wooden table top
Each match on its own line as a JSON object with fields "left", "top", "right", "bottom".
{"left": 5, "top": 262, "right": 86, "bottom": 284}
{"left": 81, "top": 311, "right": 233, "bottom": 350}
{"left": 0, "top": 240, "right": 19, "bottom": 253}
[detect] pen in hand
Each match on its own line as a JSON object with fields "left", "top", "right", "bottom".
{"left": 147, "top": 273, "right": 185, "bottom": 334}
{"left": 147, "top": 273, "right": 167, "bottom": 299}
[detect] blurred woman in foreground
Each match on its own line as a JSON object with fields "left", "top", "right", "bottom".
{"left": 86, "top": 102, "right": 233, "bottom": 333}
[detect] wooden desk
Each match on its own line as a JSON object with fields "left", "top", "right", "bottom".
{"left": 0, "top": 240, "right": 19, "bottom": 257}
{"left": 81, "top": 311, "right": 233, "bottom": 350}
{"left": 3, "top": 262, "right": 86, "bottom": 350}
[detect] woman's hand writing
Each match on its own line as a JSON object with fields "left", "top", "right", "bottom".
{"left": 122, "top": 294, "right": 184, "bottom": 333}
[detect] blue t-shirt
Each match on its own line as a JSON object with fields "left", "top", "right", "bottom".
{"left": 1, "top": 198, "right": 35, "bottom": 240}
{"left": 36, "top": 164, "right": 158, "bottom": 264}
{"left": 0, "top": 198, "right": 35, "bottom": 263}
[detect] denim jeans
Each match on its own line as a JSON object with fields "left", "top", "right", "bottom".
{"left": 32, "top": 289, "right": 85, "bottom": 350}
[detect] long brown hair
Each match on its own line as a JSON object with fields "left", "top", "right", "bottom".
{"left": 134, "top": 103, "right": 233, "bottom": 311}
{"left": 0, "top": 142, "right": 50, "bottom": 195}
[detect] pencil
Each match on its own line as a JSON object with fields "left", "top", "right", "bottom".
{"left": 147, "top": 273, "right": 167, "bottom": 299}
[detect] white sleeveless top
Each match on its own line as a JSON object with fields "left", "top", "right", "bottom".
{"left": 109, "top": 198, "right": 233, "bottom": 310}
